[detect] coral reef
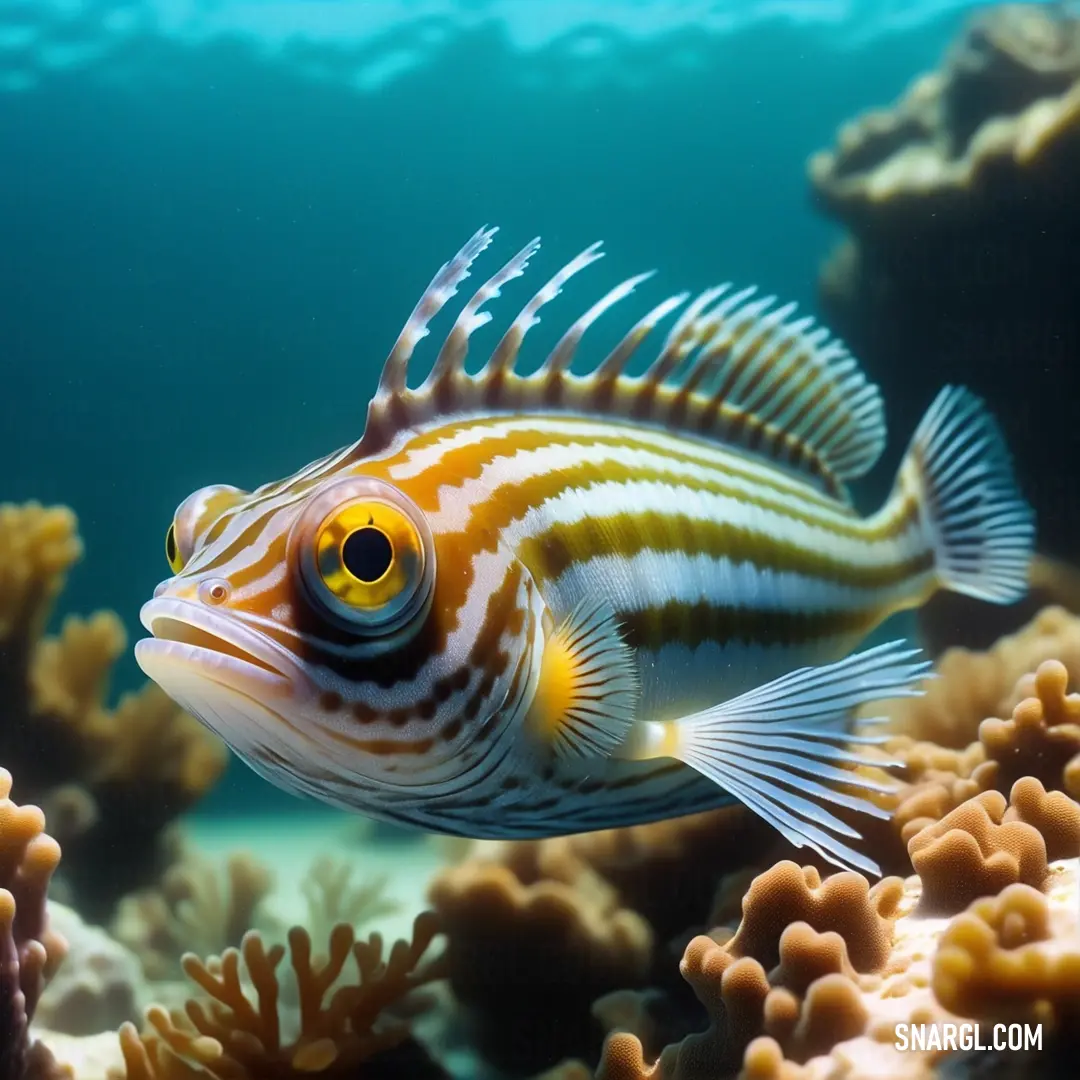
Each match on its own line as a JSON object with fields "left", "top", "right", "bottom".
{"left": 808, "top": 3, "right": 1080, "bottom": 568}
{"left": 110, "top": 847, "right": 275, "bottom": 982}
{"left": 5, "top": 489, "right": 1079, "bottom": 1080}
{"left": 428, "top": 835, "right": 655, "bottom": 1072}
{"left": 0, "top": 503, "right": 227, "bottom": 919}
{"left": 0, "top": 766, "right": 66, "bottom": 1080}
{"left": 112, "top": 912, "right": 449, "bottom": 1079}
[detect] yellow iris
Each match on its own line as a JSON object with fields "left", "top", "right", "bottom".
{"left": 165, "top": 522, "right": 185, "bottom": 573}
{"left": 314, "top": 501, "right": 423, "bottom": 612}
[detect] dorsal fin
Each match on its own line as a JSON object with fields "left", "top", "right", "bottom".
{"left": 360, "top": 226, "right": 886, "bottom": 499}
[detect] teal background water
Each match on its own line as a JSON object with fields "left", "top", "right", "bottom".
{"left": 0, "top": 0, "right": 998, "bottom": 810}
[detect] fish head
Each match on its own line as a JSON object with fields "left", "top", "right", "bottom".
{"left": 136, "top": 465, "right": 543, "bottom": 814}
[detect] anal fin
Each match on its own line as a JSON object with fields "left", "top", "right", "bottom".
{"left": 526, "top": 597, "right": 638, "bottom": 760}
{"left": 620, "top": 641, "right": 931, "bottom": 876}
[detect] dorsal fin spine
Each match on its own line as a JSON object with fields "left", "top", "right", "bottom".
{"left": 358, "top": 228, "right": 888, "bottom": 495}
{"left": 377, "top": 225, "right": 496, "bottom": 398}
{"left": 544, "top": 271, "right": 655, "bottom": 376}
{"left": 426, "top": 237, "right": 540, "bottom": 389}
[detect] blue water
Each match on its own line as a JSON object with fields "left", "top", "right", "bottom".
{"left": 1, "top": 0, "right": 996, "bottom": 810}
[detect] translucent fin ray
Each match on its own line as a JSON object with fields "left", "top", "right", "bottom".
{"left": 626, "top": 640, "right": 929, "bottom": 876}
{"left": 899, "top": 386, "right": 1035, "bottom": 604}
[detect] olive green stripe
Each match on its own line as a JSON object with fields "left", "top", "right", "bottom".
{"left": 620, "top": 601, "right": 883, "bottom": 652}
{"left": 518, "top": 505, "right": 931, "bottom": 591}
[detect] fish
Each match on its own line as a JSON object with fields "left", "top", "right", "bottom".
{"left": 135, "top": 226, "right": 1035, "bottom": 875}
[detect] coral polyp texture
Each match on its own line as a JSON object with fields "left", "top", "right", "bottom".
{"left": 0, "top": 767, "right": 67, "bottom": 1080}
{"left": 0, "top": 502, "right": 227, "bottom": 918}
{"left": 807, "top": 3, "right": 1080, "bottom": 565}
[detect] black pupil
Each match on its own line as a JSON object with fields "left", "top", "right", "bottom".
{"left": 342, "top": 527, "right": 394, "bottom": 583}
{"left": 166, "top": 525, "right": 177, "bottom": 562}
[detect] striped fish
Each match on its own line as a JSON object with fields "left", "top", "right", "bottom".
{"left": 135, "top": 227, "right": 1034, "bottom": 875}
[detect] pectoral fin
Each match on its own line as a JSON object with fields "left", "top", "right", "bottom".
{"left": 526, "top": 596, "right": 638, "bottom": 760}
{"left": 620, "top": 641, "right": 931, "bottom": 875}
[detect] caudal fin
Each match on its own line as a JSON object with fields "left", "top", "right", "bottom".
{"left": 902, "top": 386, "right": 1034, "bottom": 604}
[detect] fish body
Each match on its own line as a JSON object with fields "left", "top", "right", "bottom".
{"left": 137, "top": 228, "right": 1034, "bottom": 873}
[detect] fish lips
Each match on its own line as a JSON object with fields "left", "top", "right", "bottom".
{"left": 135, "top": 597, "right": 295, "bottom": 700}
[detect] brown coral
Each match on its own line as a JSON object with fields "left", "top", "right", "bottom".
{"left": 1003, "top": 776, "right": 1080, "bottom": 861}
{"left": 933, "top": 882, "right": 1080, "bottom": 1029}
{"left": 908, "top": 790, "right": 1050, "bottom": 915}
{"left": 595, "top": 862, "right": 902, "bottom": 1080}
{"left": 429, "top": 838, "right": 652, "bottom": 1073}
{"left": 979, "top": 659, "right": 1080, "bottom": 799}
{"left": 865, "top": 607, "right": 1080, "bottom": 750}
{"left": 0, "top": 766, "right": 67, "bottom": 1080}
{"left": 808, "top": 4, "right": 1080, "bottom": 564}
{"left": 0, "top": 502, "right": 227, "bottom": 918}
{"left": 113, "top": 911, "right": 447, "bottom": 1079}
{"left": 723, "top": 862, "right": 902, "bottom": 974}
{"left": 560, "top": 806, "right": 777, "bottom": 943}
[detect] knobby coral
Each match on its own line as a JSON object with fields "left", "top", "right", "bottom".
{"left": 0, "top": 766, "right": 67, "bottom": 1080}
{"left": 933, "top": 880, "right": 1080, "bottom": 1030}
{"left": 595, "top": 862, "right": 904, "bottom": 1080}
{"left": 113, "top": 912, "right": 447, "bottom": 1079}
{"left": 0, "top": 502, "right": 227, "bottom": 919}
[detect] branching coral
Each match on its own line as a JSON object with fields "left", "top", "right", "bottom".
{"left": 110, "top": 847, "right": 275, "bottom": 981}
{"left": 301, "top": 856, "right": 399, "bottom": 951}
{"left": 113, "top": 911, "right": 447, "bottom": 1079}
{"left": 0, "top": 502, "right": 227, "bottom": 919}
{"left": 979, "top": 659, "right": 1080, "bottom": 799}
{"left": 0, "top": 766, "right": 67, "bottom": 1080}
{"left": 595, "top": 854, "right": 1080, "bottom": 1080}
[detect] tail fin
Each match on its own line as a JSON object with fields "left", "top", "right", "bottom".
{"left": 901, "top": 386, "right": 1034, "bottom": 604}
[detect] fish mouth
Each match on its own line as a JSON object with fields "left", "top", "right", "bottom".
{"left": 135, "top": 597, "right": 294, "bottom": 694}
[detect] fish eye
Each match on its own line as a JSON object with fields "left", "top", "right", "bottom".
{"left": 291, "top": 478, "right": 436, "bottom": 635}
{"left": 165, "top": 521, "right": 185, "bottom": 573}
{"left": 341, "top": 526, "right": 394, "bottom": 583}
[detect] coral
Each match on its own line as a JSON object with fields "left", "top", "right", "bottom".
{"left": 112, "top": 911, "right": 447, "bottom": 1079}
{"left": 598, "top": 856, "right": 1080, "bottom": 1080}
{"left": 866, "top": 607, "right": 1080, "bottom": 750}
{"left": 429, "top": 836, "right": 653, "bottom": 1072}
{"left": 301, "top": 856, "right": 399, "bottom": 950}
{"left": 560, "top": 807, "right": 776, "bottom": 944}
{"left": 808, "top": 4, "right": 1080, "bottom": 564}
{"left": 110, "top": 847, "right": 274, "bottom": 981}
{"left": 1003, "top": 776, "right": 1080, "bottom": 861}
{"left": 978, "top": 659, "right": 1080, "bottom": 799}
{"left": 933, "top": 881, "right": 1080, "bottom": 1031}
{"left": 594, "top": 862, "right": 901, "bottom": 1080}
{"left": 36, "top": 903, "right": 149, "bottom": 1036}
{"left": 0, "top": 766, "right": 67, "bottom": 1080}
{"left": 908, "top": 790, "right": 1050, "bottom": 916}
{"left": 0, "top": 501, "right": 227, "bottom": 918}
{"left": 722, "top": 862, "right": 903, "bottom": 974}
